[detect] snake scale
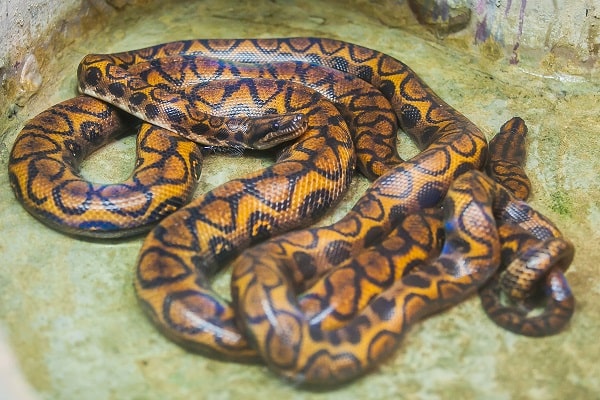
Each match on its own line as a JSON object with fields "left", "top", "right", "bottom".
{"left": 7, "top": 37, "right": 574, "bottom": 386}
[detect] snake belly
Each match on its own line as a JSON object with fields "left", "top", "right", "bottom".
{"left": 121, "top": 38, "right": 489, "bottom": 361}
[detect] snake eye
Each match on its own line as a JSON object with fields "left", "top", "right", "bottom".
{"left": 271, "top": 121, "right": 280, "bottom": 131}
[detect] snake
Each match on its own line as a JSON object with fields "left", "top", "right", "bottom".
{"left": 478, "top": 117, "right": 575, "bottom": 337}
{"left": 298, "top": 117, "right": 574, "bottom": 335}
{"left": 110, "top": 38, "right": 491, "bottom": 362}
{"left": 229, "top": 116, "right": 574, "bottom": 385}
{"left": 81, "top": 38, "right": 572, "bottom": 360}
{"left": 7, "top": 84, "right": 309, "bottom": 237}
{"left": 7, "top": 37, "right": 574, "bottom": 384}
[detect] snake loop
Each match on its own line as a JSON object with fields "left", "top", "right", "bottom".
{"left": 479, "top": 117, "right": 575, "bottom": 336}
{"left": 8, "top": 96, "right": 204, "bottom": 237}
{"left": 480, "top": 228, "right": 575, "bottom": 337}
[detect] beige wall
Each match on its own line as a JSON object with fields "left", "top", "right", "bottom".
{"left": 1, "top": 0, "right": 598, "bottom": 73}
{"left": 0, "top": 0, "right": 596, "bottom": 131}
{"left": 0, "top": 0, "right": 76, "bottom": 64}
{"left": 477, "top": 0, "right": 598, "bottom": 69}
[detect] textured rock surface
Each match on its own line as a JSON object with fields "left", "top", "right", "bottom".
{"left": 1, "top": 1, "right": 598, "bottom": 398}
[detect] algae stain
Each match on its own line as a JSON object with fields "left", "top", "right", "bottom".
{"left": 480, "top": 36, "right": 504, "bottom": 61}
{"left": 549, "top": 190, "right": 572, "bottom": 216}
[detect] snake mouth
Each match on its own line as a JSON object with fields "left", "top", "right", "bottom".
{"left": 247, "top": 113, "right": 308, "bottom": 150}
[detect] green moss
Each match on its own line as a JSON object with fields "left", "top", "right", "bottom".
{"left": 549, "top": 190, "right": 572, "bottom": 216}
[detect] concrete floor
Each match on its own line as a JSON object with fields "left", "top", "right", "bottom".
{"left": 1, "top": 1, "right": 599, "bottom": 399}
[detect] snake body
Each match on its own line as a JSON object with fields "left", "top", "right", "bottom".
{"left": 298, "top": 117, "right": 574, "bottom": 334}
{"left": 123, "top": 57, "right": 402, "bottom": 180}
{"left": 7, "top": 37, "right": 575, "bottom": 386}
{"left": 121, "top": 38, "right": 488, "bottom": 361}
{"left": 230, "top": 118, "right": 574, "bottom": 384}
{"left": 8, "top": 96, "right": 204, "bottom": 237}
{"left": 8, "top": 80, "right": 309, "bottom": 237}
{"left": 77, "top": 54, "right": 310, "bottom": 151}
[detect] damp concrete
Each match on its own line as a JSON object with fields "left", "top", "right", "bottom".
{"left": 0, "top": 1, "right": 599, "bottom": 399}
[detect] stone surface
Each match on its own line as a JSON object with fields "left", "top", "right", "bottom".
{"left": 0, "top": 0, "right": 599, "bottom": 399}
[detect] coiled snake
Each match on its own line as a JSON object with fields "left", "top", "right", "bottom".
{"left": 294, "top": 118, "right": 574, "bottom": 337}
{"left": 7, "top": 37, "right": 574, "bottom": 386}
{"left": 230, "top": 117, "right": 574, "bottom": 384}
{"left": 8, "top": 86, "right": 308, "bottom": 237}
{"left": 120, "top": 38, "right": 489, "bottom": 361}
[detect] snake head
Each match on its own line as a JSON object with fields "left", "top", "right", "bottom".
{"left": 241, "top": 113, "right": 308, "bottom": 150}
